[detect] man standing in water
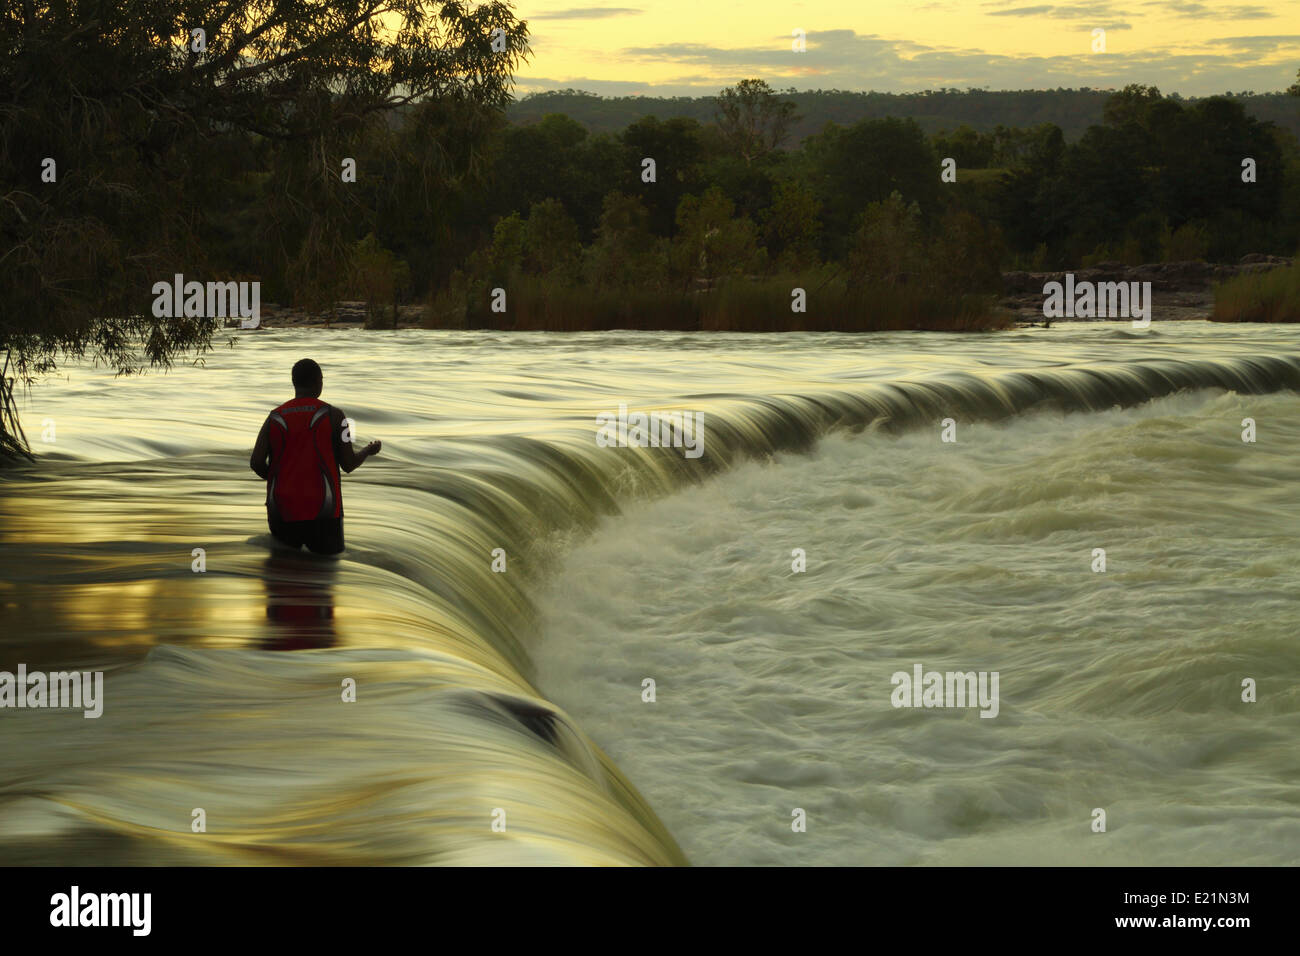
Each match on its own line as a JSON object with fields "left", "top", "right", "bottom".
{"left": 249, "top": 359, "right": 381, "bottom": 555}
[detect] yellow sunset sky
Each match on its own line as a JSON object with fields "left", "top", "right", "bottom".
{"left": 509, "top": 0, "right": 1300, "bottom": 96}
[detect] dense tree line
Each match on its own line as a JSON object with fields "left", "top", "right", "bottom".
{"left": 508, "top": 87, "right": 1300, "bottom": 144}
{"left": 3, "top": 0, "right": 1299, "bottom": 404}
{"left": 182, "top": 75, "right": 1293, "bottom": 329}
{"left": 405, "top": 79, "right": 1300, "bottom": 321}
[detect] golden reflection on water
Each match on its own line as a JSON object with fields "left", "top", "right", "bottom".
{"left": 262, "top": 551, "right": 338, "bottom": 651}
{"left": 0, "top": 448, "right": 688, "bottom": 864}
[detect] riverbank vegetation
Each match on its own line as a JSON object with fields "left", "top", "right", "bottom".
{"left": 1212, "top": 261, "right": 1300, "bottom": 322}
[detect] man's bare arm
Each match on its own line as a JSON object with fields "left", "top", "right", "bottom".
{"left": 331, "top": 406, "right": 381, "bottom": 474}
{"left": 250, "top": 419, "right": 271, "bottom": 479}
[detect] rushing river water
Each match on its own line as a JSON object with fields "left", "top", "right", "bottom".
{"left": 1, "top": 324, "right": 1298, "bottom": 865}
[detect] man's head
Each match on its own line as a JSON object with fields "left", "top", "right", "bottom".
{"left": 292, "top": 358, "right": 323, "bottom": 398}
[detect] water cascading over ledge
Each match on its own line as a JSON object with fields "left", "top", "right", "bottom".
{"left": 1, "top": 347, "right": 1297, "bottom": 865}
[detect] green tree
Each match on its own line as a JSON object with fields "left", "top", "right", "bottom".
{"left": 932, "top": 126, "right": 995, "bottom": 169}
{"left": 491, "top": 116, "right": 620, "bottom": 240}
{"left": 0, "top": 0, "right": 529, "bottom": 454}
{"left": 373, "top": 96, "right": 507, "bottom": 298}
{"left": 846, "top": 192, "right": 926, "bottom": 288}
{"left": 350, "top": 234, "right": 412, "bottom": 327}
{"left": 672, "top": 188, "right": 764, "bottom": 283}
{"left": 803, "top": 117, "right": 941, "bottom": 257}
{"left": 522, "top": 199, "right": 582, "bottom": 278}
{"left": 485, "top": 213, "right": 527, "bottom": 283}
{"left": 929, "top": 208, "right": 1004, "bottom": 292}
{"left": 762, "top": 180, "right": 822, "bottom": 270}
{"left": 1103, "top": 84, "right": 1164, "bottom": 128}
{"left": 992, "top": 125, "right": 1070, "bottom": 259}
{"left": 621, "top": 116, "right": 704, "bottom": 235}
{"left": 713, "top": 79, "right": 799, "bottom": 166}
{"left": 586, "top": 192, "right": 660, "bottom": 286}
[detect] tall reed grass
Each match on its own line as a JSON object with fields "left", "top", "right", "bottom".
{"left": 423, "top": 271, "right": 1010, "bottom": 333}
{"left": 1211, "top": 261, "right": 1300, "bottom": 323}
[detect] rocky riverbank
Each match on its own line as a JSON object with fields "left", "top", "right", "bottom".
{"left": 249, "top": 301, "right": 429, "bottom": 330}
{"left": 1001, "top": 254, "right": 1293, "bottom": 325}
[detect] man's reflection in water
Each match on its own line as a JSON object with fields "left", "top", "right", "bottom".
{"left": 262, "top": 549, "right": 338, "bottom": 650}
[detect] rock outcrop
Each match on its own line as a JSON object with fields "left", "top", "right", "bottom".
{"left": 1001, "top": 255, "right": 1293, "bottom": 324}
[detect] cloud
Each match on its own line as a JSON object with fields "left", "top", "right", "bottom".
{"left": 982, "top": 1, "right": 1127, "bottom": 15}
{"left": 1141, "top": 2, "right": 1276, "bottom": 19}
{"left": 983, "top": 3, "right": 1131, "bottom": 23}
{"left": 1204, "top": 34, "right": 1300, "bottom": 48}
{"left": 528, "top": 7, "right": 642, "bottom": 19}
{"left": 987, "top": 5, "right": 1060, "bottom": 15}
{"left": 574, "top": 28, "right": 1300, "bottom": 96}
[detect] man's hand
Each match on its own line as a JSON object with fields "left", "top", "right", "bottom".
{"left": 332, "top": 406, "right": 380, "bottom": 473}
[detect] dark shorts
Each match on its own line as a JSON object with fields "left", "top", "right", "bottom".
{"left": 268, "top": 513, "right": 344, "bottom": 555}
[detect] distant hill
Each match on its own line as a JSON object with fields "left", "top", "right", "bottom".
{"left": 507, "top": 88, "right": 1300, "bottom": 142}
